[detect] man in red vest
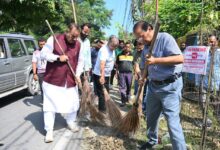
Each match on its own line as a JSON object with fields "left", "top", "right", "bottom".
{"left": 40, "top": 23, "right": 84, "bottom": 143}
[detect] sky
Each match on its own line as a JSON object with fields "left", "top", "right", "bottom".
{"left": 103, "top": 0, "right": 133, "bottom": 37}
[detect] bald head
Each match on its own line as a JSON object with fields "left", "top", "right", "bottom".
{"left": 108, "top": 35, "right": 119, "bottom": 51}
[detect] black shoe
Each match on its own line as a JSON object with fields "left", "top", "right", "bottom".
{"left": 120, "top": 103, "right": 126, "bottom": 107}
{"left": 140, "top": 142, "right": 156, "bottom": 150}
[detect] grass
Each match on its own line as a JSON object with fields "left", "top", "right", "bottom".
{"left": 130, "top": 98, "right": 220, "bottom": 150}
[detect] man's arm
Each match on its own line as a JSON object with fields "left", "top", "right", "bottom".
{"left": 87, "top": 41, "right": 92, "bottom": 71}
{"left": 146, "top": 54, "right": 184, "bottom": 65}
{"left": 134, "top": 62, "right": 141, "bottom": 79}
{"left": 41, "top": 36, "right": 68, "bottom": 62}
{"left": 32, "top": 52, "right": 38, "bottom": 81}
{"left": 32, "top": 62, "right": 38, "bottom": 81}
{"left": 99, "top": 60, "right": 106, "bottom": 84}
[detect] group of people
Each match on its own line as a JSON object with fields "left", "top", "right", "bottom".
{"left": 32, "top": 20, "right": 220, "bottom": 150}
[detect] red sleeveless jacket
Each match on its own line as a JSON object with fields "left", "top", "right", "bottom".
{"left": 44, "top": 34, "right": 81, "bottom": 88}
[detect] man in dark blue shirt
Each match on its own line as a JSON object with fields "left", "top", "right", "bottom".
{"left": 91, "top": 39, "right": 104, "bottom": 70}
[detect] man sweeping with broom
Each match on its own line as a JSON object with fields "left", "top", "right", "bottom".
{"left": 41, "top": 23, "right": 84, "bottom": 143}
{"left": 93, "top": 35, "right": 119, "bottom": 113}
{"left": 133, "top": 21, "right": 186, "bottom": 150}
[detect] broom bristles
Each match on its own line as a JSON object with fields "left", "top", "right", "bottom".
{"left": 106, "top": 100, "right": 122, "bottom": 127}
{"left": 79, "top": 77, "right": 91, "bottom": 116}
{"left": 103, "top": 87, "right": 122, "bottom": 127}
{"left": 116, "top": 105, "right": 140, "bottom": 134}
{"left": 87, "top": 101, "right": 106, "bottom": 124}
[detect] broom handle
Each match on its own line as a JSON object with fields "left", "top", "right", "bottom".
{"left": 71, "top": 0, "right": 77, "bottom": 24}
{"left": 134, "top": 20, "right": 160, "bottom": 106}
{"left": 45, "top": 20, "right": 82, "bottom": 90}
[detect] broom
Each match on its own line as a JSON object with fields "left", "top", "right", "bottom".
{"left": 117, "top": 20, "right": 160, "bottom": 134}
{"left": 87, "top": 92, "right": 107, "bottom": 125}
{"left": 102, "top": 85, "right": 122, "bottom": 127}
{"left": 79, "top": 75, "right": 91, "bottom": 116}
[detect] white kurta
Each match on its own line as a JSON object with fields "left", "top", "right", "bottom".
{"left": 41, "top": 36, "right": 84, "bottom": 113}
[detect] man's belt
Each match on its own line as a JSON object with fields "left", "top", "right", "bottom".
{"left": 151, "top": 73, "right": 182, "bottom": 85}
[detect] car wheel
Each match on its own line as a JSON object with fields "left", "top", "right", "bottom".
{"left": 27, "top": 73, "right": 39, "bottom": 95}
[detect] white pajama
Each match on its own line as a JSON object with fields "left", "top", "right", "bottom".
{"left": 44, "top": 111, "right": 78, "bottom": 131}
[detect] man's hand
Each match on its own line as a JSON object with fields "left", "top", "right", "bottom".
{"left": 115, "top": 71, "right": 119, "bottom": 79}
{"left": 75, "top": 76, "right": 81, "bottom": 85}
{"left": 138, "top": 78, "right": 144, "bottom": 86}
{"left": 134, "top": 73, "right": 139, "bottom": 80}
{"left": 134, "top": 71, "right": 141, "bottom": 80}
{"left": 145, "top": 55, "right": 157, "bottom": 65}
{"left": 99, "top": 76, "right": 105, "bottom": 85}
{"left": 33, "top": 74, "right": 38, "bottom": 81}
{"left": 59, "top": 55, "right": 68, "bottom": 62}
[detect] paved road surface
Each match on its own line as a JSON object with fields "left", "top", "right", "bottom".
{"left": 0, "top": 91, "right": 83, "bottom": 150}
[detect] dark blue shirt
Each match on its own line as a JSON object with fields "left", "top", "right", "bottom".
{"left": 91, "top": 47, "right": 99, "bottom": 69}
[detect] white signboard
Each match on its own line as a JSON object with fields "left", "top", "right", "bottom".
{"left": 182, "top": 46, "right": 210, "bottom": 75}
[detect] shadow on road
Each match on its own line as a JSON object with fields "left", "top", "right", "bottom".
{"left": 25, "top": 111, "right": 67, "bottom": 136}
{"left": 0, "top": 90, "right": 27, "bottom": 108}
{"left": 23, "top": 95, "right": 43, "bottom": 108}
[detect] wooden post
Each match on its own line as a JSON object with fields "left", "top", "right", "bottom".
{"left": 156, "top": 0, "right": 158, "bottom": 20}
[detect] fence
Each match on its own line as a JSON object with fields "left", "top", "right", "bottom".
{"left": 181, "top": 71, "right": 220, "bottom": 149}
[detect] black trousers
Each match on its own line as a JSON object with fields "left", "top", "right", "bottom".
{"left": 38, "top": 73, "right": 44, "bottom": 101}
{"left": 110, "top": 69, "right": 116, "bottom": 85}
{"left": 93, "top": 74, "right": 109, "bottom": 111}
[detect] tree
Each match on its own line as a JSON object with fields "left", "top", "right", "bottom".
{"left": 0, "top": 0, "right": 112, "bottom": 41}
{"left": 131, "top": 0, "right": 219, "bottom": 38}
{"left": 115, "top": 23, "right": 133, "bottom": 42}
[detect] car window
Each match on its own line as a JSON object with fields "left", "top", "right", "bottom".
{"left": 8, "top": 39, "right": 26, "bottom": 57}
{"left": 24, "top": 40, "right": 36, "bottom": 55}
{"left": 0, "top": 39, "right": 6, "bottom": 59}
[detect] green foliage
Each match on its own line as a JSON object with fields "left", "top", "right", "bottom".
{"left": 115, "top": 23, "right": 133, "bottom": 42}
{"left": 0, "top": 0, "right": 112, "bottom": 41}
{"left": 135, "top": 0, "right": 219, "bottom": 38}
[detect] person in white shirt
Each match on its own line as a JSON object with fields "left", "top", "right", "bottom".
{"left": 32, "top": 38, "right": 46, "bottom": 100}
{"left": 93, "top": 35, "right": 119, "bottom": 112}
{"left": 79, "top": 23, "right": 91, "bottom": 77}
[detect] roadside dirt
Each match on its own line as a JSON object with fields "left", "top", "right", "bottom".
{"left": 80, "top": 85, "right": 145, "bottom": 150}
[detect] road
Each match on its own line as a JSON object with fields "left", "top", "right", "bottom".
{"left": 0, "top": 91, "right": 83, "bottom": 150}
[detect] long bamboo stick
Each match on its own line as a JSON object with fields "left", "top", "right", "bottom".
{"left": 71, "top": 0, "right": 77, "bottom": 24}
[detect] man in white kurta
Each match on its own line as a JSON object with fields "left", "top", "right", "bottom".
{"left": 41, "top": 24, "right": 84, "bottom": 143}
{"left": 79, "top": 23, "right": 91, "bottom": 75}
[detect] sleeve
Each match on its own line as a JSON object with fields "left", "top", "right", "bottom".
{"left": 163, "top": 33, "right": 182, "bottom": 56}
{"left": 100, "top": 47, "right": 107, "bottom": 61}
{"left": 40, "top": 36, "right": 59, "bottom": 62}
{"left": 87, "top": 41, "right": 92, "bottom": 69}
{"left": 140, "top": 49, "right": 145, "bottom": 70}
{"left": 76, "top": 43, "right": 84, "bottom": 76}
{"left": 32, "top": 52, "right": 37, "bottom": 63}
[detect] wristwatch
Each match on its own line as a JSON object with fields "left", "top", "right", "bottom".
{"left": 57, "top": 57, "right": 60, "bottom": 62}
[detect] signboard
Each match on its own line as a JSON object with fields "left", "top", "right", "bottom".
{"left": 182, "top": 46, "right": 210, "bottom": 75}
